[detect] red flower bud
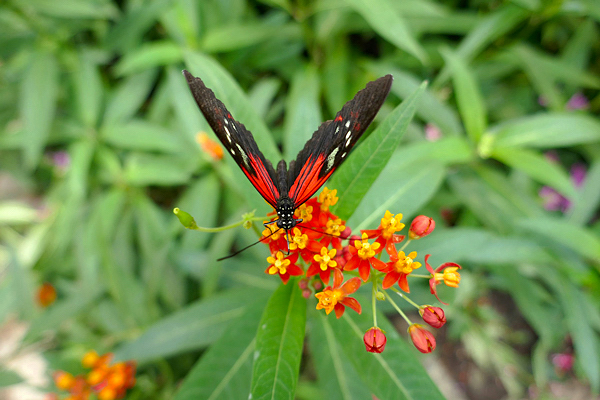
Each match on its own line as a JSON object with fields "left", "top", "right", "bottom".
{"left": 408, "top": 324, "right": 436, "bottom": 353}
{"left": 363, "top": 327, "right": 387, "bottom": 353}
{"left": 419, "top": 306, "right": 446, "bottom": 328}
{"left": 409, "top": 215, "right": 435, "bottom": 239}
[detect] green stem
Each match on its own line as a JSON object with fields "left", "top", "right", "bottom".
{"left": 371, "top": 276, "right": 378, "bottom": 327}
{"left": 385, "top": 291, "right": 412, "bottom": 326}
{"left": 390, "top": 286, "right": 420, "bottom": 309}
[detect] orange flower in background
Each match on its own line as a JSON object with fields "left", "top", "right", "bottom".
{"left": 425, "top": 254, "right": 462, "bottom": 305}
{"left": 315, "top": 269, "right": 362, "bottom": 318}
{"left": 36, "top": 282, "right": 57, "bottom": 307}
{"left": 408, "top": 324, "right": 436, "bottom": 353}
{"left": 344, "top": 233, "right": 385, "bottom": 281}
{"left": 196, "top": 132, "right": 224, "bottom": 160}
{"left": 54, "top": 351, "right": 136, "bottom": 400}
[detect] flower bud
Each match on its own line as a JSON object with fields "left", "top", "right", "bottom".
{"left": 409, "top": 215, "right": 435, "bottom": 239}
{"left": 408, "top": 324, "right": 436, "bottom": 353}
{"left": 419, "top": 306, "right": 446, "bottom": 328}
{"left": 363, "top": 327, "right": 387, "bottom": 353}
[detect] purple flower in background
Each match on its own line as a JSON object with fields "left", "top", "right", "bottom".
{"left": 566, "top": 92, "right": 589, "bottom": 110}
{"left": 539, "top": 154, "right": 587, "bottom": 212}
{"left": 49, "top": 151, "right": 71, "bottom": 175}
{"left": 552, "top": 353, "right": 575, "bottom": 374}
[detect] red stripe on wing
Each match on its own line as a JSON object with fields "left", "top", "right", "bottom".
{"left": 288, "top": 154, "right": 334, "bottom": 207}
{"left": 241, "top": 154, "right": 279, "bottom": 208}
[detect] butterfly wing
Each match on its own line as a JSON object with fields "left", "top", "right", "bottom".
{"left": 287, "top": 75, "right": 393, "bottom": 207}
{"left": 183, "top": 70, "right": 280, "bottom": 208}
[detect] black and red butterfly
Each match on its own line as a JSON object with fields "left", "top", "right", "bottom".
{"left": 184, "top": 70, "right": 392, "bottom": 236}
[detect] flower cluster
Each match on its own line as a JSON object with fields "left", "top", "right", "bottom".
{"left": 261, "top": 188, "right": 463, "bottom": 354}
{"left": 52, "top": 351, "right": 136, "bottom": 400}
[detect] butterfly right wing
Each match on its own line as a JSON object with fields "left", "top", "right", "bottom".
{"left": 183, "top": 70, "right": 280, "bottom": 208}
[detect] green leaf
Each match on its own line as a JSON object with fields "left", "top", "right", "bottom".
{"left": 441, "top": 48, "right": 487, "bottom": 142}
{"left": 346, "top": 0, "right": 427, "bottom": 64}
{"left": 20, "top": 51, "right": 58, "bottom": 169}
{"left": 491, "top": 147, "right": 576, "bottom": 199}
{"left": 283, "top": 65, "right": 321, "bottom": 160}
{"left": 26, "top": 0, "right": 118, "bottom": 18}
{"left": 488, "top": 113, "right": 600, "bottom": 149}
{"left": 202, "top": 23, "right": 300, "bottom": 53}
{"left": 434, "top": 3, "right": 529, "bottom": 87}
{"left": 332, "top": 310, "right": 446, "bottom": 400}
{"left": 104, "top": 70, "right": 158, "bottom": 125}
{"left": 566, "top": 160, "right": 600, "bottom": 226}
{"left": 115, "top": 41, "right": 183, "bottom": 76}
{"left": 308, "top": 312, "right": 375, "bottom": 399}
{"left": 250, "top": 283, "right": 307, "bottom": 400}
{"left": 348, "top": 158, "right": 445, "bottom": 230}
{"left": 124, "top": 153, "right": 196, "bottom": 186}
{"left": 516, "top": 216, "right": 600, "bottom": 262}
{"left": 101, "top": 120, "right": 183, "bottom": 153}
{"left": 558, "top": 280, "right": 600, "bottom": 392}
{"left": 173, "top": 296, "right": 265, "bottom": 400}
{"left": 0, "top": 369, "right": 23, "bottom": 388}
{"left": 114, "top": 288, "right": 271, "bottom": 363}
{"left": 74, "top": 51, "right": 103, "bottom": 128}
{"left": 331, "top": 81, "right": 427, "bottom": 220}
{"left": 370, "top": 65, "right": 463, "bottom": 135}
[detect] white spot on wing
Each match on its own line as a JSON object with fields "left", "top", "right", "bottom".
{"left": 335, "top": 126, "right": 340, "bottom": 134}
{"left": 236, "top": 143, "right": 249, "bottom": 167}
{"left": 341, "top": 152, "right": 347, "bottom": 158}
{"left": 230, "top": 148, "right": 235, "bottom": 155}
{"left": 345, "top": 137, "right": 351, "bottom": 147}
{"left": 327, "top": 147, "right": 339, "bottom": 171}
{"left": 345, "top": 131, "right": 351, "bottom": 140}
{"left": 224, "top": 118, "right": 228, "bottom": 125}
{"left": 345, "top": 120, "right": 350, "bottom": 128}
{"left": 225, "top": 126, "right": 232, "bottom": 142}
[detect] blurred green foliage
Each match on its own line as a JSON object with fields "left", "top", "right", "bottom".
{"left": 1, "top": 0, "right": 599, "bottom": 399}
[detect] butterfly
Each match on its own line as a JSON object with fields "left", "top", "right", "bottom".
{"left": 184, "top": 70, "right": 392, "bottom": 238}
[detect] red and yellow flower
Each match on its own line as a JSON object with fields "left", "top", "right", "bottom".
{"left": 315, "top": 269, "right": 362, "bottom": 318}
{"left": 344, "top": 233, "right": 385, "bottom": 281}
{"left": 425, "top": 254, "right": 462, "bottom": 305}
{"left": 380, "top": 248, "right": 421, "bottom": 291}
{"left": 265, "top": 251, "right": 303, "bottom": 284}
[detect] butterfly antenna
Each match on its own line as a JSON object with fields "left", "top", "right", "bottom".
{"left": 217, "top": 226, "right": 281, "bottom": 261}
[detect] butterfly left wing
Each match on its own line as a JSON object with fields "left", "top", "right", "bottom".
{"left": 183, "top": 70, "right": 280, "bottom": 208}
{"left": 287, "top": 75, "right": 393, "bottom": 207}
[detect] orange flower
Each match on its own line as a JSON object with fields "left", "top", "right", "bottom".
{"left": 315, "top": 269, "right": 362, "bottom": 318}
{"left": 380, "top": 247, "right": 421, "bottom": 291}
{"left": 36, "top": 282, "right": 57, "bottom": 307}
{"left": 344, "top": 233, "right": 385, "bottom": 281}
{"left": 265, "top": 251, "right": 303, "bottom": 284}
{"left": 362, "top": 210, "right": 406, "bottom": 255}
{"left": 196, "top": 132, "right": 224, "bottom": 160}
{"left": 318, "top": 187, "right": 338, "bottom": 212}
{"left": 425, "top": 254, "right": 462, "bottom": 305}
{"left": 306, "top": 246, "right": 338, "bottom": 284}
{"left": 363, "top": 327, "right": 387, "bottom": 353}
{"left": 408, "top": 324, "right": 436, "bottom": 353}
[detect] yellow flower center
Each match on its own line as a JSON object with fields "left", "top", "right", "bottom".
{"left": 294, "top": 203, "right": 313, "bottom": 222}
{"left": 289, "top": 228, "right": 307, "bottom": 250}
{"left": 395, "top": 251, "right": 421, "bottom": 274}
{"left": 267, "top": 252, "right": 290, "bottom": 275}
{"left": 326, "top": 219, "right": 345, "bottom": 236}
{"left": 354, "top": 233, "right": 380, "bottom": 259}
{"left": 314, "top": 247, "right": 337, "bottom": 271}
{"left": 315, "top": 288, "right": 343, "bottom": 314}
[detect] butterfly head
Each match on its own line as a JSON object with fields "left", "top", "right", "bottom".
{"left": 276, "top": 197, "right": 302, "bottom": 231}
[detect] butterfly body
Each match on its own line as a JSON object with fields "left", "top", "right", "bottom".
{"left": 184, "top": 70, "right": 392, "bottom": 236}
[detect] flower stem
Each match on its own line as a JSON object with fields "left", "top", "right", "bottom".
{"left": 385, "top": 290, "right": 412, "bottom": 325}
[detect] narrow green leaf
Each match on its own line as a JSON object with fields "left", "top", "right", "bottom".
{"left": 441, "top": 48, "right": 487, "bottom": 142}
{"left": 331, "top": 82, "right": 427, "bottom": 219}
{"left": 346, "top": 0, "right": 427, "bottom": 64}
{"left": 202, "top": 23, "right": 300, "bottom": 53}
{"left": 369, "top": 65, "right": 463, "bottom": 135}
{"left": 516, "top": 217, "right": 600, "bottom": 262}
{"left": 0, "top": 369, "right": 23, "bottom": 388}
{"left": 283, "top": 65, "right": 321, "bottom": 160}
{"left": 248, "top": 78, "right": 281, "bottom": 119}
{"left": 322, "top": 37, "right": 349, "bottom": 114}
{"left": 566, "top": 160, "right": 600, "bottom": 226}
{"left": 101, "top": 120, "right": 183, "bottom": 153}
{"left": 349, "top": 159, "right": 445, "bottom": 230}
{"left": 250, "top": 283, "right": 307, "bottom": 400}
{"left": 20, "top": 51, "right": 58, "bottom": 169}
{"left": 558, "top": 281, "right": 600, "bottom": 391}
{"left": 115, "top": 41, "right": 183, "bottom": 76}
{"left": 74, "top": 51, "right": 103, "bottom": 128}
{"left": 308, "top": 312, "right": 375, "bottom": 400}
{"left": 104, "top": 70, "right": 158, "bottom": 125}
{"left": 332, "top": 310, "right": 446, "bottom": 400}
{"left": 434, "top": 3, "right": 529, "bottom": 87}
{"left": 173, "top": 296, "right": 265, "bottom": 400}
{"left": 114, "top": 288, "right": 271, "bottom": 363}
{"left": 124, "top": 153, "right": 197, "bottom": 186}
{"left": 27, "top": 0, "right": 118, "bottom": 18}
{"left": 0, "top": 202, "right": 38, "bottom": 225}
{"left": 491, "top": 147, "right": 576, "bottom": 199}
{"left": 488, "top": 113, "right": 600, "bottom": 149}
